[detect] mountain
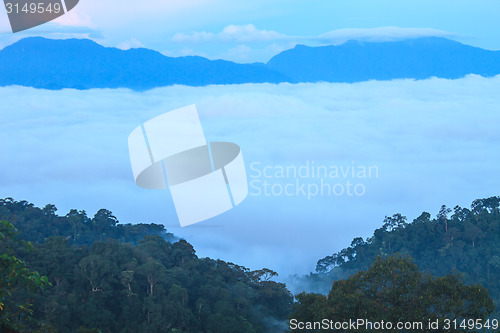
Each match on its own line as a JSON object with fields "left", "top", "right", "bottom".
{"left": 266, "top": 37, "right": 500, "bottom": 83}
{"left": 1, "top": 37, "right": 500, "bottom": 90}
{"left": 0, "top": 198, "right": 176, "bottom": 245}
{"left": 0, "top": 37, "right": 289, "bottom": 90}
{"left": 295, "top": 196, "right": 500, "bottom": 319}
{"left": 0, "top": 198, "right": 293, "bottom": 332}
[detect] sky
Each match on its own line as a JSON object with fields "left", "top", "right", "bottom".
{"left": 1, "top": 0, "right": 500, "bottom": 62}
{"left": 1, "top": 0, "right": 500, "bottom": 282}
{"left": 1, "top": 76, "right": 500, "bottom": 278}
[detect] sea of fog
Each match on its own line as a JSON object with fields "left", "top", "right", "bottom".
{"left": 1, "top": 76, "right": 499, "bottom": 281}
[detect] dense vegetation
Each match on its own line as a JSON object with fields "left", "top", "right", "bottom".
{"left": 291, "top": 256, "right": 495, "bottom": 332}
{"left": 1, "top": 196, "right": 499, "bottom": 332}
{"left": 0, "top": 197, "right": 176, "bottom": 246}
{"left": 0, "top": 198, "right": 292, "bottom": 332}
{"left": 302, "top": 196, "right": 500, "bottom": 319}
{"left": 0, "top": 220, "right": 49, "bottom": 332}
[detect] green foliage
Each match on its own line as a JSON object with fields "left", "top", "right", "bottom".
{"left": 5, "top": 195, "right": 498, "bottom": 332}
{"left": 22, "top": 237, "right": 292, "bottom": 332}
{"left": 0, "top": 220, "right": 48, "bottom": 332}
{"left": 291, "top": 256, "right": 495, "bottom": 332}
{"left": 0, "top": 198, "right": 293, "bottom": 332}
{"left": 310, "top": 196, "right": 500, "bottom": 319}
{"left": 0, "top": 198, "right": 176, "bottom": 246}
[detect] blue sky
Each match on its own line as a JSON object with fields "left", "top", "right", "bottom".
{"left": 1, "top": 0, "right": 500, "bottom": 62}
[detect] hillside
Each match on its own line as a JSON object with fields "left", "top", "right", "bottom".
{"left": 0, "top": 197, "right": 176, "bottom": 245}
{"left": 0, "top": 37, "right": 289, "bottom": 90}
{"left": 298, "top": 196, "right": 500, "bottom": 318}
{"left": 0, "top": 198, "right": 292, "bottom": 332}
{"left": 1, "top": 196, "right": 498, "bottom": 331}
{"left": 266, "top": 37, "right": 500, "bottom": 82}
{"left": 1, "top": 37, "right": 500, "bottom": 90}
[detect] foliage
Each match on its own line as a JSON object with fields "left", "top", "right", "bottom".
{"left": 3, "top": 196, "right": 499, "bottom": 332}
{"left": 0, "top": 198, "right": 176, "bottom": 245}
{"left": 310, "top": 196, "right": 500, "bottom": 318}
{"left": 22, "top": 236, "right": 292, "bottom": 332}
{"left": 0, "top": 197, "right": 294, "bottom": 332}
{"left": 0, "top": 220, "right": 48, "bottom": 332}
{"left": 291, "top": 256, "right": 495, "bottom": 332}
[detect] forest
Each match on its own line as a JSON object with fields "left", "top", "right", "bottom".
{"left": 297, "top": 196, "right": 500, "bottom": 330}
{"left": 1, "top": 196, "right": 499, "bottom": 332}
{"left": 0, "top": 198, "right": 292, "bottom": 332}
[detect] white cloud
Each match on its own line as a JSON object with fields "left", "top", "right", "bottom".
{"left": 220, "top": 24, "right": 286, "bottom": 42}
{"left": 173, "top": 24, "right": 288, "bottom": 44}
{"left": 224, "top": 44, "right": 253, "bottom": 62}
{"left": 168, "top": 25, "right": 458, "bottom": 62}
{"left": 116, "top": 37, "right": 146, "bottom": 50}
{"left": 172, "top": 24, "right": 456, "bottom": 44}
{"left": 0, "top": 7, "right": 11, "bottom": 33}
{"left": 317, "top": 26, "right": 457, "bottom": 44}
{"left": 1, "top": 75, "right": 499, "bottom": 280}
{"left": 160, "top": 48, "right": 210, "bottom": 59}
{"left": 172, "top": 31, "right": 216, "bottom": 43}
{"left": 1, "top": 24, "right": 459, "bottom": 63}
{"left": 52, "top": 8, "right": 96, "bottom": 28}
{"left": 172, "top": 25, "right": 455, "bottom": 46}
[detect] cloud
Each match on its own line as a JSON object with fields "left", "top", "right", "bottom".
{"left": 1, "top": 24, "right": 458, "bottom": 64}
{"left": 172, "top": 24, "right": 288, "bottom": 44}
{"left": 1, "top": 75, "right": 499, "bottom": 280}
{"left": 218, "top": 44, "right": 296, "bottom": 63}
{"left": 116, "top": 38, "right": 146, "bottom": 50}
{"left": 172, "top": 25, "right": 456, "bottom": 46}
{"left": 173, "top": 25, "right": 455, "bottom": 45}
{"left": 52, "top": 8, "right": 96, "bottom": 29}
{"left": 168, "top": 25, "right": 458, "bottom": 62}
{"left": 169, "top": 25, "right": 298, "bottom": 62}
{"left": 224, "top": 44, "right": 253, "bottom": 62}
{"left": 317, "top": 26, "right": 457, "bottom": 44}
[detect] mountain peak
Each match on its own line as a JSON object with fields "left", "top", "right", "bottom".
{"left": 0, "top": 37, "right": 289, "bottom": 90}
{"left": 1, "top": 37, "right": 499, "bottom": 90}
{"left": 6, "top": 36, "right": 103, "bottom": 51}
{"left": 267, "top": 37, "right": 500, "bottom": 83}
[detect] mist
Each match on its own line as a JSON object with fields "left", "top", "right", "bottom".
{"left": 1, "top": 75, "right": 499, "bottom": 281}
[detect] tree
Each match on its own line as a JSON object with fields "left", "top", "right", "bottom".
{"left": 382, "top": 213, "right": 408, "bottom": 232}
{"left": 438, "top": 205, "right": 452, "bottom": 232}
{"left": 0, "top": 221, "right": 48, "bottom": 332}
{"left": 1, "top": 198, "right": 295, "bottom": 332}
{"left": 137, "top": 261, "right": 167, "bottom": 296}
{"left": 91, "top": 209, "right": 118, "bottom": 237}
{"left": 42, "top": 204, "right": 57, "bottom": 217}
{"left": 291, "top": 255, "right": 495, "bottom": 332}
{"left": 66, "top": 209, "right": 89, "bottom": 241}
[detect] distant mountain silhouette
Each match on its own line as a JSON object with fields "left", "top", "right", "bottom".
{"left": 1, "top": 36, "right": 499, "bottom": 90}
{"left": 266, "top": 37, "right": 500, "bottom": 83}
{"left": 0, "top": 37, "right": 289, "bottom": 90}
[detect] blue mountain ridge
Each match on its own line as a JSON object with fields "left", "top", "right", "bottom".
{"left": 0, "top": 36, "right": 499, "bottom": 90}
{"left": 0, "top": 37, "right": 289, "bottom": 90}
{"left": 266, "top": 37, "right": 500, "bottom": 83}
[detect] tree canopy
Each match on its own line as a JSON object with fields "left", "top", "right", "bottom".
{"left": 0, "top": 198, "right": 294, "bottom": 332}
{"left": 0, "top": 220, "right": 48, "bottom": 332}
{"left": 291, "top": 256, "right": 495, "bottom": 332}
{"left": 2, "top": 196, "right": 498, "bottom": 332}
{"left": 308, "top": 196, "right": 500, "bottom": 321}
